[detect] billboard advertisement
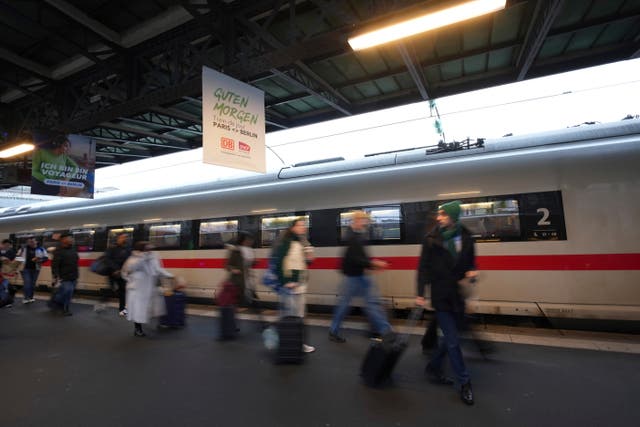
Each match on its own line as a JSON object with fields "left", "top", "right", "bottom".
{"left": 30, "top": 133, "right": 96, "bottom": 198}
{"left": 202, "top": 66, "right": 266, "bottom": 173}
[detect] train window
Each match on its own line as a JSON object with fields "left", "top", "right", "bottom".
{"left": 261, "top": 215, "right": 310, "bottom": 247}
{"left": 199, "top": 220, "right": 238, "bottom": 249}
{"left": 459, "top": 199, "right": 521, "bottom": 242}
{"left": 147, "top": 223, "right": 182, "bottom": 249}
{"left": 14, "top": 233, "right": 34, "bottom": 249}
{"left": 70, "top": 229, "right": 95, "bottom": 252}
{"left": 42, "top": 230, "right": 65, "bottom": 251}
{"left": 107, "top": 227, "right": 134, "bottom": 248}
{"left": 340, "top": 206, "right": 402, "bottom": 242}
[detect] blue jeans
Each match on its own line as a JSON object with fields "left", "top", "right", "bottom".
{"left": 21, "top": 269, "right": 40, "bottom": 299}
{"left": 430, "top": 311, "right": 470, "bottom": 386}
{"left": 0, "top": 278, "right": 9, "bottom": 301}
{"left": 330, "top": 275, "right": 391, "bottom": 335}
{"left": 60, "top": 280, "right": 77, "bottom": 312}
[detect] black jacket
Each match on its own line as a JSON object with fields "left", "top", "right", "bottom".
{"left": 52, "top": 246, "right": 79, "bottom": 281}
{"left": 105, "top": 245, "right": 132, "bottom": 270}
{"left": 341, "top": 229, "right": 372, "bottom": 277}
{"left": 416, "top": 226, "right": 475, "bottom": 312}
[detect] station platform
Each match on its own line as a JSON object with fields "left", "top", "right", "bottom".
{"left": 2, "top": 294, "right": 639, "bottom": 427}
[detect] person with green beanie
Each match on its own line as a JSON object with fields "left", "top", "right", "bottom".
{"left": 416, "top": 200, "right": 477, "bottom": 405}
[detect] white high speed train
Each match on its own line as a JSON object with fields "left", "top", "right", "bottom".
{"left": 1, "top": 119, "right": 639, "bottom": 321}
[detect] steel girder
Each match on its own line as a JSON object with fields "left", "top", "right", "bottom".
{"left": 6, "top": 0, "right": 433, "bottom": 141}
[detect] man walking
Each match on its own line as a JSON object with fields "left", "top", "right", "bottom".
{"left": 416, "top": 201, "right": 477, "bottom": 405}
{"left": 105, "top": 233, "right": 131, "bottom": 316}
{"left": 51, "top": 233, "right": 79, "bottom": 316}
{"left": 329, "top": 211, "right": 391, "bottom": 343}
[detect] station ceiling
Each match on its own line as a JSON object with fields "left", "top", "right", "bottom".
{"left": 0, "top": 0, "right": 639, "bottom": 173}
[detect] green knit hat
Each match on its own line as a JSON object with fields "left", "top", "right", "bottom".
{"left": 438, "top": 200, "right": 462, "bottom": 223}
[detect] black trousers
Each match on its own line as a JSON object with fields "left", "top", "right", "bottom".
{"left": 108, "top": 276, "right": 126, "bottom": 311}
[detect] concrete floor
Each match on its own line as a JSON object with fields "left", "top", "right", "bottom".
{"left": 2, "top": 297, "right": 639, "bottom": 427}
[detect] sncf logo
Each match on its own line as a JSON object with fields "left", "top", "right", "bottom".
{"left": 239, "top": 142, "right": 251, "bottom": 152}
{"left": 220, "top": 137, "right": 234, "bottom": 150}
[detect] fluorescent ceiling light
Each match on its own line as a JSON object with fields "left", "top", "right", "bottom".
{"left": 437, "top": 191, "right": 482, "bottom": 197}
{"left": 348, "top": 0, "right": 506, "bottom": 51}
{"left": 0, "top": 143, "right": 35, "bottom": 158}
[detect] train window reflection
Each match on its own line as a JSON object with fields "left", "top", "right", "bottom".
{"left": 148, "top": 223, "right": 181, "bottom": 249}
{"left": 41, "top": 231, "right": 64, "bottom": 252}
{"left": 15, "top": 233, "right": 34, "bottom": 249}
{"left": 199, "top": 220, "right": 238, "bottom": 249}
{"left": 261, "top": 215, "right": 310, "bottom": 247}
{"left": 340, "top": 206, "right": 402, "bottom": 241}
{"left": 460, "top": 199, "right": 520, "bottom": 241}
{"left": 107, "top": 227, "right": 134, "bottom": 248}
{"left": 71, "top": 229, "right": 95, "bottom": 252}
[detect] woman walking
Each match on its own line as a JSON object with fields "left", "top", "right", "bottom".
{"left": 274, "top": 218, "right": 316, "bottom": 353}
{"left": 122, "top": 242, "right": 174, "bottom": 337}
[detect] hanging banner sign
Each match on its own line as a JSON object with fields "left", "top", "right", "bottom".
{"left": 202, "top": 66, "right": 266, "bottom": 173}
{"left": 30, "top": 133, "right": 96, "bottom": 198}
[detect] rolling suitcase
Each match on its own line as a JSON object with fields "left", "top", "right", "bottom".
{"left": 160, "top": 291, "right": 186, "bottom": 328}
{"left": 360, "top": 307, "right": 423, "bottom": 387}
{"left": 275, "top": 316, "right": 304, "bottom": 364}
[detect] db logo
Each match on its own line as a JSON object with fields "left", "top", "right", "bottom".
{"left": 239, "top": 142, "right": 251, "bottom": 152}
{"left": 220, "top": 137, "right": 234, "bottom": 150}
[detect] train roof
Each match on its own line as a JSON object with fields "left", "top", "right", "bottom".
{"left": 1, "top": 119, "right": 639, "bottom": 231}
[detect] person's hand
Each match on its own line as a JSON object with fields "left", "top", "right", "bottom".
{"left": 231, "top": 269, "right": 241, "bottom": 274}
{"left": 371, "top": 259, "right": 388, "bottom": 270}
{"left": 415, "top": 296, "right": 426, "bottom": 307}
{"left": 463, "top": 270, "right": 478, "bottom": 284}
{"left": 284, "top": 283, "right": 297, "bottom": 289}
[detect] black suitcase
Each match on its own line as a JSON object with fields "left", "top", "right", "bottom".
{"left": 218, "top": 305, "right": 237, "bottom": 340}
{"left": 360, "top": 307, "right": 424, "bottom": 387}
{"left": 160, "top": 292, "right": 186, "bottom": 328}
{"left": 275, "top": 316, "right": 304, "bottom": 364}
{"left": 361, "top": 333, "right": 408, "bottom": 387}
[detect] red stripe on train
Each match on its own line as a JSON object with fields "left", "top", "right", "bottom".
{"left": 77, "top": 254, "right": 640, "bottom": 270}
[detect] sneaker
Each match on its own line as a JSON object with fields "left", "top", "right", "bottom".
{"left": 134, "top": 330, "right": 146, "bottom": 337}
{"left": 328, "top": 331, "right": 346, "bottom": 343}
{"left": 29, "top": 298, "right": 36, "bottom": 303}
{"left": 461, "top": 382, "right": 474, "bottom": 405}
{"left": 62, "top": 311, "right": 73, "bottom": 317}
{"left": 119, "top": 309, "right": 127, "bottom": 317}
{"left": 302, "top": 344, "right": 316, "bottom": 353}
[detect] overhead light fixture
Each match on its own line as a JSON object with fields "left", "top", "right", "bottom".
{"left": 0, "top": 143, "right": 35, "bottom": 158}
{"left": 348, "top": 0, "right": 507, "bottom": 51}
{"left": 437, "top": 191, "right": 482, "bottom": 197}
{"left": 251, "top": 208, "right": 278, "bottom": 214}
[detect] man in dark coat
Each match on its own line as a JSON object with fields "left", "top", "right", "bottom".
{"left": 104, "top": 233, "right": 132, "bottom": 316}
{"left": 329, "top": 210, "right": 391, "bottom": 343}
{"left": 50, "top": 233, "right": 79, "bottom": 316}
{"left": 416, "top": 200, "right": 477, "bottom": 405}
